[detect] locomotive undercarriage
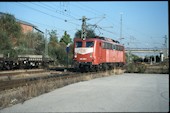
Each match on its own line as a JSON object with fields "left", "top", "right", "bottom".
{"left": 74, "top": 61, "right": 124, "bottom": 73}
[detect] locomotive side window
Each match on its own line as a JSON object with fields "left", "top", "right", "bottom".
{"left": 117, "top": 46, "right": 120, "bottom": 51}
{"left": 102, "top": 42, "right": 104, "bottom": 48}
{"left": 86, "top": 41, "right": 94, "bottom": 47}
{"left": 102, "top": 42, "right": 113, "bottom": 50}
{"left": 105, "top": 43, "right": 108, "bottom": 49}
{"left": 120, "top": 46, "right": 123, "bottom": 51}
{"left": 76, "top": 42, "right": 82, "bottom": 47}
{"left": 115, "top": 45, "right": 117, "bottom": 50}
{"left": 115, "top": 45, "right": 123, "bottom": 51}
{"left": 118, "top": 46, "right": 120, "bottom": 51}
{"left": 102, "top": 42, "right": 106, "bottom": 49}
{"left": 104, "top": 42, "right": 108, "bottom": 49}
{"left": 108, "top": 43, "right": 112, "bottom": 50}
{"left": 112, "top": 44, "right": 116, "bottom": 50}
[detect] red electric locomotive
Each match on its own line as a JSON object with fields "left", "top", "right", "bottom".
{"left": 73, "top": 36, "right": 126, "bottom": 72}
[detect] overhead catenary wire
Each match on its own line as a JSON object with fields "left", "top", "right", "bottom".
{"left": 31, "top": 2, "right": 81, "bottom": 26}
{"left": 75, "top": 2, "right": 163, "bottom": 48}
{"left": 17, "top": 3, "right": 117, "bottom": 39}
{"left": 16, "top": 2, "right": 80, "bottom": 27}
{"left": 39, "top": 2, "right": 79, "bottom": 20}
{"left": 71, "top": 4, "right": 120, "bottom": 38}
{"left": 15, "top": 2, "right": 163, "bottom": 49}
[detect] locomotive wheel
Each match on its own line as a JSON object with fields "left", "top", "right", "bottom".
{"left": 84, "top": 65, "right": 89, "bottom": 72}
{"left": 102, "top": 63, "right": 109, "bottom": 71}
{"left": 95, "top": 66, "right": 100, "bottom": 72}
{"left": 80, "top": 65, "right": 89, "bottom": 73}
{"left": 80, "top": 67, "right": 85, "bottom": 73}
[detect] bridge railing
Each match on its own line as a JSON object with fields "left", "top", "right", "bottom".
{"left": 125, "top": 48, "right": 163, "bottom": 50}
{"left": 124, "top": 48, "right": 166, "bottom": 53}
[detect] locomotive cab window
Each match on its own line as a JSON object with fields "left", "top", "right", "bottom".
{"left": 86, "top": 41, "right": 94, "bottom": 47}
{"left": 76, "top": 42, "right": 82, "bottom": 47}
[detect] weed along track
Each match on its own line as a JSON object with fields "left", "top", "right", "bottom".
{"left": 0, "top": 71, "right": 115, "bottom": 92}
{"left": 0, "top": 68, "right": 124, "bottom": 109}
{"left": 0, "top": 72, "right": 74, "bottom": 92}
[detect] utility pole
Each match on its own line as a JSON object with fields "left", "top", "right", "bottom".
{"left": 127, "top": 43, "right": 131, "bottom": 64}
{"left": 120, "top": 12, "right": 123, "bottom": 40}
{"left": 45, "top": 29, "right": 48, "bottom": 58}
{"left": 66, "top": 43, "right": 71, "bottom": 69}
{"left": 163, "top": 35, "right": 168, "bottom": 59}
{"left": 81, "top": 16, "right": 89, "bottom": 40}
{"left": 80, "top": 15, "right": 107, "bottom": 38}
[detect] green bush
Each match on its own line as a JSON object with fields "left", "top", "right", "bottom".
{"left": 137, "top": 64, "right": 146, "bottom": 73}
{"left": 126, "top": 63, "right": 146, "bottom": 73}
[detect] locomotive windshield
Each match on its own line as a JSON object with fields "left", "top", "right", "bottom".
{"left": 76, "top": 42, "right": 82, "bottom": 47}
{"left": 86, "top": 41, "right": 94, "bottom": 47}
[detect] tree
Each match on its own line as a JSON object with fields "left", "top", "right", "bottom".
{"left": 0, "top": 13, "right": 22, "bottom": 45}
{"left": 60, "top": 31, "right": 72, "bottom": 45}
{"left": 0, "top": 32, "right": 11, "bottom": 50}
{"left": 48, "top": 30, "right": 60, "bottom": 64}
{"left": 74, "top": 28, "right": 96, "bottom": 38}
{"left": 49, "top": 30, "right": 58, "bottom": 43}
{"left": 74, "top": 30, "right": 81, "bottom": 38}
{"left": 48, "top": 30, "right": 59, "bottom": 49}
{"left": 15, "top": 31, "right": 45, "bottom": 55}
{"left": 56, "top": 42, "right": 67, "bottom": 65}
{"left": 131, "top": 54, "right": 141, "bottom": 62}
{"left": 0, "top": 13, "right": 22, "bottom": 57}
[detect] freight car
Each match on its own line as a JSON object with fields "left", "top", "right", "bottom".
{"left": 0, "top": 54, "right": 54, "bottom": 70}
{"left": 73, "top": 36, "right": 126, "bottom": 72}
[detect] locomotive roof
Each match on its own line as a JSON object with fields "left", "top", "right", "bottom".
{"left": 93, "top": 36, "right": 120, "bottom": 44}
{"left": 74, "top": 36, "right": 120, "bottom": 44}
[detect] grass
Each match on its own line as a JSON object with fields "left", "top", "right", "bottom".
{"left": 0, "top": 68, "right": 124, "bottom": 109}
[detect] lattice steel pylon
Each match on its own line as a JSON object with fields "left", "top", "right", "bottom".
{"left": 80, "top": 16, "right": 90, "bottom": 40}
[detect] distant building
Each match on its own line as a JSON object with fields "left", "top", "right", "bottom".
{"left": 16, "top": 19, "right": 36, "bottom": 33}
{"left": 0, "top": 12, "right": 43, "bottom": 34}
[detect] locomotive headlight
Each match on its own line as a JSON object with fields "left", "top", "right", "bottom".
{"left": 74, "top": 53, "right": 77, "bottom": 58}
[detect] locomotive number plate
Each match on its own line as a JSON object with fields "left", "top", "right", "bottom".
{"left": 80, "top": 58, "right": 87, "bottom": 60}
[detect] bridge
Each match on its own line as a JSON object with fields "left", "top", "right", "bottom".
{"left": 125, "top": 48, "right": 165, "bottom": 53}
{"left": 125, "top": 48, "right": 169, "bottom": 62}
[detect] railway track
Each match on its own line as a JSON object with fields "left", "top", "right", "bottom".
{"left": 0, "top": 69, "right": 47, "bottom": 77}
{"left": 0, "top": 67, "right": 124, "bottom": 92}
{"left": 0, "top": 70, "right": 79, "bottom": 92}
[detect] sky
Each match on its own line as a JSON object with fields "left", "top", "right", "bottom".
{"left": 0, "top": 1, "right": 168, "bottom": 55}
